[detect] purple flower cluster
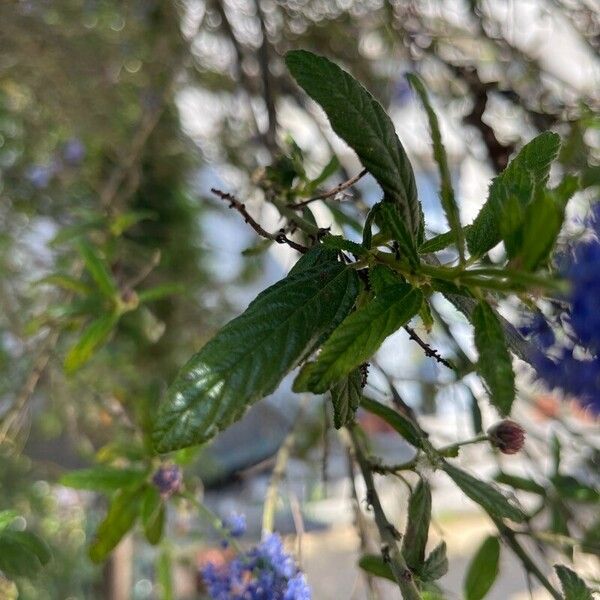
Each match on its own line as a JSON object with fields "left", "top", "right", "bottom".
{"left": 202, "top": 533, "right": 311, "bottom": 600}
{"left": 222, "top": 512, "right": 247, "bottom": 539}
{"left": 152, "top": 464, "right": 183, "bottom": 498}
{"left": 524, "top": 204, "right": 600, "bottom": 413}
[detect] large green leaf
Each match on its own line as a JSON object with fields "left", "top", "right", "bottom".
{"left": 294, "top": 283, "right": 422, "bottom": 393}
{"left": 0, "top": 510, "right": 18, "bottom": 533}
{"left": 285, "top": 50, "right": 422, "bottom": 240}
{"left": 153, "top": 255, "right": 359, "bottom": 452}
{"left": 464, "top": 536, "right": 501, "bottom": 600}
{"left": 360, "top": 396, "right": 422, "bottom": 448}
{"left": 60, "top": 466, "right": 148, "bottom": 493}
{"left": 407, "top": 73, "right": 464, "bottom": 259}
{"left": 402, "top": 477, "right": 432, "bottom": 571}
{"left": 472, "top": 301, "right": 515, "bottom": 415}
{"left": 330, "top": 369, "right": 362, "bottom": 429}
{"left": 443, "top": 462, "right": 525, "bottom": 522}
{"left": 89, "top": 484, "right": 143, "bottom": 562}
{"left": 466, "top": 132, "right": 561, "bottom": 256}
{"left": 0, "top": 531, "right": 51, "bottom": 578}
{"left": 554, "top": 565, "right": 593, "bottom": 600}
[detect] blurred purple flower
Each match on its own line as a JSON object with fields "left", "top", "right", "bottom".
{"left": 202, "top": 532, "right": 311, "bottom": 600}
{"left": 152, "top": 464, "right": 182, "bottom": 498}
{"left": 26, "top": 163, "right": 56, "bottom": 189}
{"left": 222, "top": 512, "right": 247, "bottom": 538}
{"left": 525, "top": 204, "right": 600, "bottom": 413}
{"left": 63, "top": 138, "right": 85, "bottom": 165}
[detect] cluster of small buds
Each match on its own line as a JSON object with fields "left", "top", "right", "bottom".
{"left": 487, "top": 420, "right": 526, "bottom": 455}
{"left": 201, "top": 532, "right": 311, "bottom": 600}
{"left": 151, "top": 464, "right": 183, "bottom": 499}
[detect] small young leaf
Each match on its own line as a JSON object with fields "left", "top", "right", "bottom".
{"left": 330, "top": 369, "right": 362, "bottom": 429}
{"left": 402, "top": 477, "right": 432, "bottom": 570}
{"left": 304, "top": 155, "right": 340, "bottom": 193}
{"left": 421, "top": 541, "right": 448, "bottom": 582}
{"left": 64, "top": 312, "right": 120, "bottom": 373}
{"left": 137, "top": 283, "right": 185, "bottom": 304}
{"left": 35, "top": 273, "right": 93, "bottom": 295}
{"left": 554, "top": 565, "right": 593, "bottom": 600}
{"left": 467, "top": 132, "right": 561, "bottom": 256}
{"left": 358, "top": 554, "right": 395, "bottom": 582}
{"left": 285, "top": 50, "right": 422, "bottom": 240}
{"left": 60, "top": 466, "right": 148, "bottom": 493}
{"left": 141, "top": 486, "right": 165, "bottom": 545}
{"left": 360, "top": 396, "right": 422, "bottom": 448}
{"left": 153, "top": 256, "right": 359, "bottom": 452}
{"left": 89, "top": 484, "right": 143, "bottom": 562}
{"left": 377, "top": 202, "right": 420, "bottom": 269}
{"left": 77, "top": 239, "right": 118, "bottom": 298}
{"left": 443, "top": 462, "right": 525, "bottom": 522}
{"left": 294, "top": 283, "right": 422, "bottom": 393}
{"left": 464, "top": 536, "right": 501, "bottom": 600}
{"left": 407, "top": 73, "right": 464, "bottom": 260}
{"left": 472, "top": 301, "right": 515, "bottom": 415}
{"left": 494, "top": 472, "right": 546, "bottom": 495}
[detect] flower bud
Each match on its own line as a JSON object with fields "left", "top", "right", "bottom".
{"left": 152, "top": 464, "right": 183, "bottom": 498}
{"left": 487, "top": 420, "right": 526, "bottom": 454}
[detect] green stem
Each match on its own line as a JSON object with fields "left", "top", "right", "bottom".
{"left": 348, "top": 425, "right": 422, "bottom": 600}
{"left": 437, "top": 434, "right": 489, "bottom": 457}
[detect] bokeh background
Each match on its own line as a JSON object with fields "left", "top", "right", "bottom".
{"left": 1, "top": 1, "right": 599, "bottom": 598}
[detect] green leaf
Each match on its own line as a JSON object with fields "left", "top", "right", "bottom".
{"left": 330, "top": 369, "right": 362, "bottom": 429}
{"left": 494, "top": 471, "right": 546, "bottom": 495}
{"left": 153, "top": 257, "right": 359, "bottom": 452}
{"left": 551, "top": 475, "right": 600, "bottom": 503}
{"left": 60, "top": 466, "right": 148, "bottom": 493}
{"left": 554, "top": 565, "right": 593, "bottom": 600}
{"left": 0, "top": 531, "right": 50, "bottom": 578}
{"left": 515, "top": 176, "right": 578, "bottom": 270}
{"left": 285, "top": 50, "right": 421, "bottom": 240}
{"left": 77, "top": 239, "right": 118, "bottom": 297}
{"left": 472, "top": 301, "right": 515, "bottom": 415}
{"left": 294, "top": 283, "right": 422, "bottom": 393}
{"left": 137, "top": 283, "right": 185, "bottom": 304}
{"left": 321, "top": 235, "right": 367, "bottom": 257}
{"left": 421, "top": 542, "right": 448, "bottom": 582}
{"left": 368, "top": 264, "right": 403, "bottom": 294}
{"left": 358, "top": 554, "right": 395, "bottom": 582}
{"left": 581, "top": 517, "right": 600, "bottom": 556}
{"left": 305, "top": 155, "right": 340, "bottom": 193}
{"left": 468, "top": 388, "right": 483, "bottom": 435}
{"left": 109, "top": 210, "right": 156, "bottom": 236}
{"left": 0, "top": 510, "right": 19, "bottom": 533}
{"left": 402, "top": 477, "right": 431, "bottom": 571}
{"left": 419, "top": 227, "right": 471, "bottom": 254}
{"left": 407, "top": 73, "right": 464, "bottom": 260}
{"left": 466, "top": 132, "right": 561, "bottom": 256}
{"left": 35, "top": 273, "right": 93, "bottom": 295}
{"left": 443, "top": 462, "right": 525, "bottom": 522}
{"left": 64, "top": 312, "right": 120, "bottom": 373}
{"left": 377, "top": 202, "right": 419, "bottom": 269}
{"left": 141, "top": 486, "right": 165, "bottom": 545}
{"left": 464, "top": 536, "right": 501, "bottom": 600}
{"left": 360, "top": 396, "right": 422, "bottom": 448}
{"left": 89, "top": 484, "right": 143, "bottom": 562}
{"left": 362, "top": 204, "right": 379, "bottom": 249}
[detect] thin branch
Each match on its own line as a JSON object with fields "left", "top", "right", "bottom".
{"left": 403, "top": 325, "right": 455, "bottom": 371}
{"left": 348, "top": 425, "right": 422, "bottom": 600}
{"left": 291, "top": 168, "right": 368, "bottom": 209}
{"left": 211, "top": 188, "right": 309, "bottom": 254}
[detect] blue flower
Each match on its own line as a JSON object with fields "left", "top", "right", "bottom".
{"left": 525, "top": 203, "right": 600, "bottom": 413}
{"left": 222, "top": 512, "right": 247, "bottom": 538}
{"left": 201, "top": 532, "right": 311, "bottom": 600}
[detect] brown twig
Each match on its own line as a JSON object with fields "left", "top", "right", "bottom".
{"left": 403, "top": 325, "right": 455, "bottom": 371}
{"left": 291, "top": 168, "right": 368, "bottom": 209}
{"left": 211, "top": 188, "right": 309, "bottom": 253}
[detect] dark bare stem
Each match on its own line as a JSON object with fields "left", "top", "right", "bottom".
{"left": 211, "top": 188, "right": 309, "bottom": 254}
{"left": 291, "top": 168, "right": 368, "bottom": 209}
{"left": 403, "top": 325, "right": 455, "bottom": 371}
{"left": 348, "top": 425, "right": 422, "bottom": 600}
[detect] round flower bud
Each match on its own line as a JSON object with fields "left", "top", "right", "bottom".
{"left": 487, "top": 420, "right": 526, "bottom": 454}
{"left": 152, "top": 464, "right": 183, "bottom": 498}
